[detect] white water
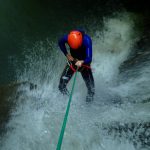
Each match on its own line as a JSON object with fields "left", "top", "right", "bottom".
{"left": 1, "top": 13, "right": 150, "bottom": 150}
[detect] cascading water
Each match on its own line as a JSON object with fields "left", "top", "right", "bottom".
{"left": 0, "top": 12, "right": 150, "bottom": 150}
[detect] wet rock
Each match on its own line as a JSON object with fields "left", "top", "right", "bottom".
{"left": 0, "top": 81, "right": 37, "bottom": 135}
{"left": 96, "top": 121, "right": 150, "bottom": 148}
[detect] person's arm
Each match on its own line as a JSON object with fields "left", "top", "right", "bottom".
{"left": 58, "top": 34, "right": 68, "bottom": 56}
{"left": 84, "top": 35, "right": 92, "bottom": 64}
{"left": 58, "top": 34, "right": 74, "bottom": 61}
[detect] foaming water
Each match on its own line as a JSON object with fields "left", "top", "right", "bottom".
{"left": 1, "top": 13, "right": 150, "bottom": 150}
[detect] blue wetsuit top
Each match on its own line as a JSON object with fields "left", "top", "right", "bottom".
{"left": 58, "top": 32, "right": 92, "bottom": 65}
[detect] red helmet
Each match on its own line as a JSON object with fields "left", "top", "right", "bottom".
{"left": 68, "top": 31, "right": 83, "bottom": 49}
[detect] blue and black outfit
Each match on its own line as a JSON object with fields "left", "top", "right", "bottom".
{"left": 58, "top": 30, "right": 95, "bottom": 101}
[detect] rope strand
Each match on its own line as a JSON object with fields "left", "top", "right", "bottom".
{"left": 56, "top": 68, "right": 78, "bottom": 150}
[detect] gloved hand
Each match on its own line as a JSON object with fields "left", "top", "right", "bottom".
{"left": 75, "top": 60, "right": 84, "bottom": 67}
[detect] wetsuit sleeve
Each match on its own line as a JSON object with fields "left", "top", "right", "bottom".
{"left": 84, "top": 36, "right": 92, "bottom": 64}
{"left": 58, "top": 34, "right": 68, "bottom": 56}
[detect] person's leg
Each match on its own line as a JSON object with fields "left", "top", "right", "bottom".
{"left": 58, "top": 64, "right": 74, "bottom": 95}
{"left": 81, "top": 68, "right": 95, "bottom": 102}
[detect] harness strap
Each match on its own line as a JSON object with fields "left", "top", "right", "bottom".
{"left": 82, "top": 64, "right": 91, "bottom": 69}
{"left": 70, "top": 65, "right": 76, "bottom": 72}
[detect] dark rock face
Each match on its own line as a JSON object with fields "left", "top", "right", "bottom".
{"left": 0, "top": 81, "right": 37, "bottom": 135}
{"left": 98, "top": 121, "right": 150, "bottom": 148}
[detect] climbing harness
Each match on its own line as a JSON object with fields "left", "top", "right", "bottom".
{"left": 67, "top": 60, "right": 91, "bottom": 72}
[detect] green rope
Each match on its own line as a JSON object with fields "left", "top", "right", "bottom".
{"left": 56, "top": 69, "right": 78, "bottom": 150}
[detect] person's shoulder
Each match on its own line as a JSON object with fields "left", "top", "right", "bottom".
{"left": 83, "top": 34, "right": 92, "bottom": 43}
{"left": 59, "top": 34, "right": 68, "bottom": 42}
{"left": 62, "top": 34, "right": 68, "bottom": 39}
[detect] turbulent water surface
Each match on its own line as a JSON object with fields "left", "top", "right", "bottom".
{"left": 0, "top": 11, "right": 150, "bottom": 150}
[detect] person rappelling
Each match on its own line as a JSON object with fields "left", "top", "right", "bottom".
{"left": 58, "top": 29, "right": 95, "bottom": 102}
